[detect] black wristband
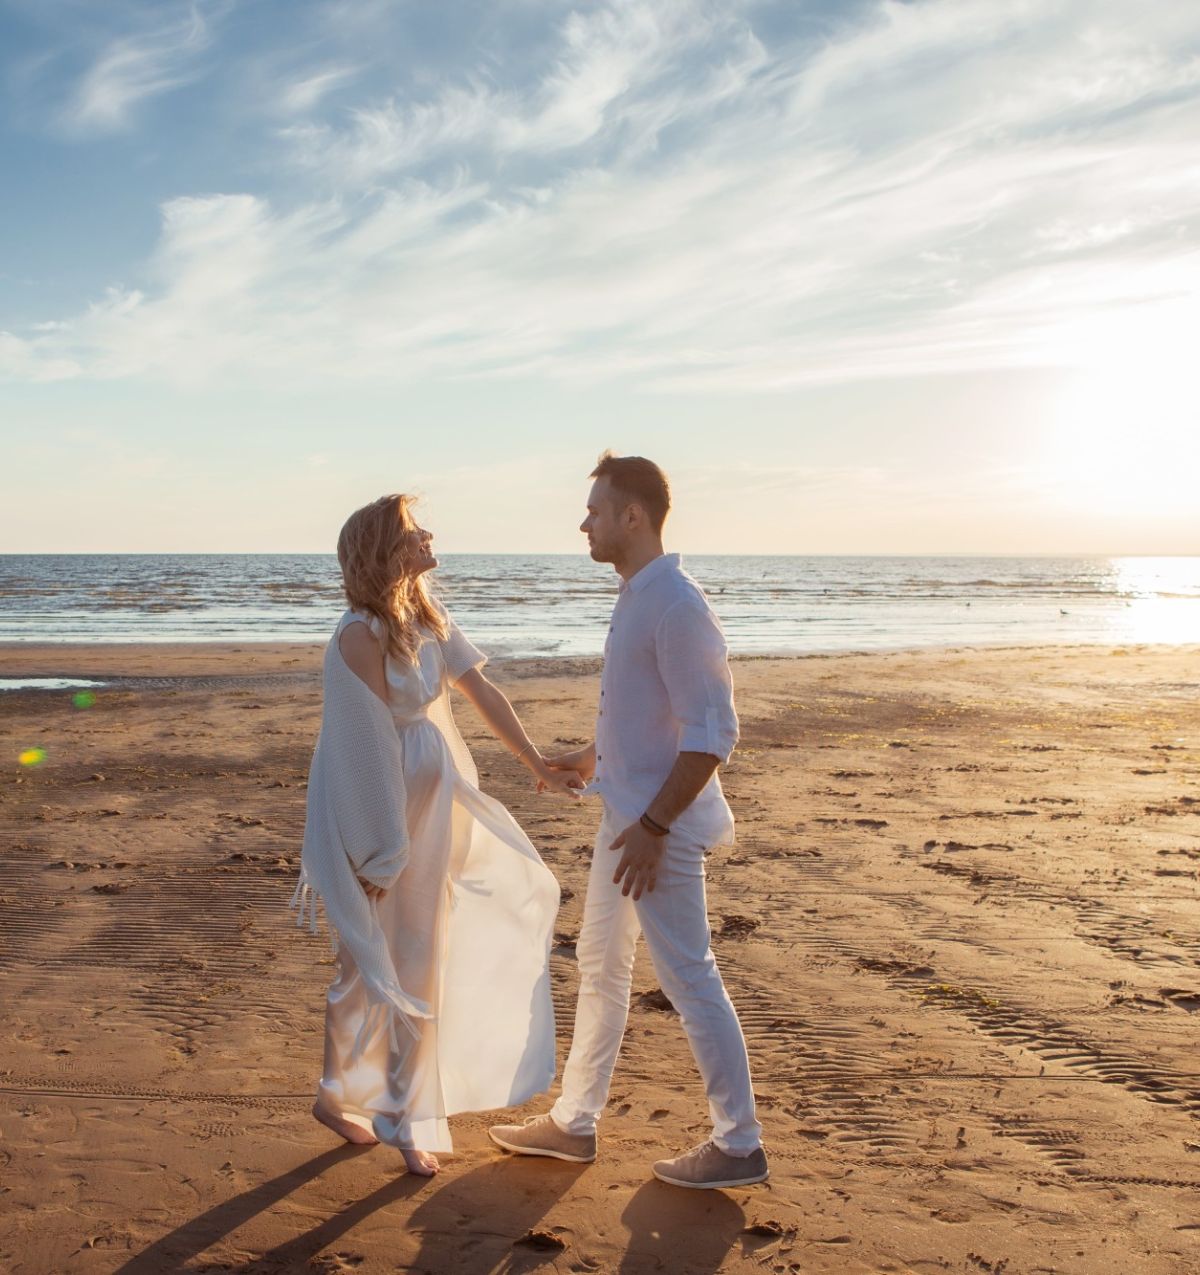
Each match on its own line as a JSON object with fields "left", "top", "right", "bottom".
{"left": 640, "top": 811, "right": 670, "bottom": 837}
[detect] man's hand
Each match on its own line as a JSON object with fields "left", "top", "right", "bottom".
{"left": 542, "top": 743, "right": 596, "bottom": 784}
{"left": 358, "top": 877, "right": 387, "bottom": 900}
{"left": 610, "top": 822, "right": 665, "bottom": 899}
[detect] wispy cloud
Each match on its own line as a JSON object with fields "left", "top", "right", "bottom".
{"left": 277, "top": 64, "right": 357, "bottom": 115}
{"left": 281, "top": 1, "right": 763, "bottom": 184}
{"left": 7, "top": 0, "right": 1200, "bottom": 394}
{"left": 59, "top": 1, "right": 219, "bottom": 135}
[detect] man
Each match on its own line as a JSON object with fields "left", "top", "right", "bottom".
{"left": 489, "top": 452, "right": 767, "bottom": 1189}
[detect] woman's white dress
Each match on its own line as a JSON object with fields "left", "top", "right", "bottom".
{"left": 304, "top": 607, "right": 560, "bottom": 1153}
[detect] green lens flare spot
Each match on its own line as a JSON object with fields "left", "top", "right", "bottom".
{"left": 72, "top": 691, "right": 97, "bottom": 709}
{"left": 18, "top": 748, "right": 47, "bottom": 767}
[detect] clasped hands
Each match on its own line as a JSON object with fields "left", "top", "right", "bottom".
{"left": 537, "top": 744, "right": 592, "bottom": 801}
{"left": 532, "top": 761, "right": 586, "bottom": 799}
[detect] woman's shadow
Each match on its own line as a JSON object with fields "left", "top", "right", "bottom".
{"left": 111, "top": 1145, "right": 391, "bottom": 1274}
{"left": 113, "top": 1147, "right": 587, "bottom": 1274}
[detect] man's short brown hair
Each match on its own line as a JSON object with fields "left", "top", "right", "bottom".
{"left": 589, "top": 451, "right": 671, "bottom": 532}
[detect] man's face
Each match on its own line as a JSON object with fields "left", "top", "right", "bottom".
{"left": 580, "top": 478, "right": 628, "bottom": 563}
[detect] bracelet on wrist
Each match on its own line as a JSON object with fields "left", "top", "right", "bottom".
{"left": 515, "top": 739, "right": 539, "bottom": 762}
{"left": 640, "top": 811, "right": 670, "bottom": 837}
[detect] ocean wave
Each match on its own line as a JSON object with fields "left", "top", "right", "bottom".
{"left": 4, "top": 554, "right": 1198, "bottom": 650}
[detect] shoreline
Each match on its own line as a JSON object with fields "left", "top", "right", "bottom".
{"left": 1, "top": 638, "right": 1199, "bottom": 683}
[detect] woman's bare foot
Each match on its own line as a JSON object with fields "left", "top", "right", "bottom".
{"left": 312, "top": 1102, "right": 378, "bottom": 1145}
{"left": 401, "top": 1148, "right": 440, "bottom": 1176}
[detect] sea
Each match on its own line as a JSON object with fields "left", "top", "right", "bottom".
{"left": 1, "top": 554, "right": 1198, "bottom": 660}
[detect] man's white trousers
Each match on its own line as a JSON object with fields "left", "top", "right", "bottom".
{"left": 549, "top": 803, "right": 762, "bottom": 1155}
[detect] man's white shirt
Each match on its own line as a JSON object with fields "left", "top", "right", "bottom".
{"left": 589, "top": 552, "right": 738, "bottom": 847}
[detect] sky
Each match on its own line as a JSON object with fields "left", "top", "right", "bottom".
{"left": 2, "top": 0, "right": 1198, "bottom": 555}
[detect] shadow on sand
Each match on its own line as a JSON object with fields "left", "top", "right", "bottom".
{"left": 115, "top": 1147, "right": 745, "bottom": 1273}
{"left": 616, "top": 1180, "right": 746, "bottom": 1275}
{"left": 111, "top": 1145, "right": 393, "bottom": 1274}
{"left": 114, "top": 1148, "right": 586, "bottom": 1274}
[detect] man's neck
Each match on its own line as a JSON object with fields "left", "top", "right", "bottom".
{"left": 615, "top": 540, "right": 667, "bottom": 583}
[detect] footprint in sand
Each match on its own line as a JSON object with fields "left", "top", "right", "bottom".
{"left": 719, "top": 914, "right": 760, "bottom": 939}
{"left": 514, "top": 1230, "right": 567, "bottom": 1252}
{"left": 311, "top": 1254, "right": 366, "bottom": 1271}
{"left": 743, "top": 1220, "right": 794, "bottom": 1239}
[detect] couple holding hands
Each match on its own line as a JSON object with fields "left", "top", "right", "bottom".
{"left": 290, "top": 451, "right": 767, "bottom": 1190}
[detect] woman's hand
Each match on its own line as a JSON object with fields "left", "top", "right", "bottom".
{"left": 358, "top": 877, "right": 388, "bottom": 900}
{"left": 533, "top": 760, "right": 586, "bottom": 798}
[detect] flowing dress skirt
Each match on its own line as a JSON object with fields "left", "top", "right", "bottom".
{"left": 314, "top": 714, "right": 559, "bottom": 1152}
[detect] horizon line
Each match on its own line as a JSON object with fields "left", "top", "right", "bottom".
{"left": 2, "top": 550, "right": 1198, "bottom": 560}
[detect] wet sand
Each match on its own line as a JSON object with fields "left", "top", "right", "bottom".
{"left": 1, "top": 641, "right": 1198, "bottom": 1274}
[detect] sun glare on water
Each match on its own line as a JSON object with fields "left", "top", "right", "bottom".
{"left": 1106, "top": 556, "right": 1200, "bottom": 645}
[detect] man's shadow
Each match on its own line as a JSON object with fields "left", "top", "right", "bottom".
{"left": 618, "top": 1181, "right": 745, "bottom": 1275}
{"left": 400, "top": 1157, "right": 587, "bottom": 1274}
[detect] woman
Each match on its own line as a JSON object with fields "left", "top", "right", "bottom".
{"left": 289, "top": 494, "right": 577, "bottom": 1176}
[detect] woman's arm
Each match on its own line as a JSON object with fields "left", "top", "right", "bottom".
{"left": 454, "top": 667, "right": 583, "bottom": 798}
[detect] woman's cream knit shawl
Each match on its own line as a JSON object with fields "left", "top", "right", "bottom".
{"left": 288, "top": 622, "right": 437, "bottom": 1059}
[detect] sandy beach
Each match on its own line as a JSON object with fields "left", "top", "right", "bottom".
{"left": 2, "top": 640, "right": 1198, "bottom": 1274}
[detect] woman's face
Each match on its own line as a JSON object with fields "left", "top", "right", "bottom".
{"left": 399, "top": 521, "right": 437, "bottom": 578}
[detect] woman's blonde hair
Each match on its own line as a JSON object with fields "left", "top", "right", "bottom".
{"left": 336, "top": 494, "right": 447, "bottom": 665}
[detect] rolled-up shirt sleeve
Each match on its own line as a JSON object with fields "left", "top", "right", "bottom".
{"left": 654, "top": 598, "right": 739, "bottom": 764}
{"left": 436, "top": 607, "right": 488, "bottom": 684}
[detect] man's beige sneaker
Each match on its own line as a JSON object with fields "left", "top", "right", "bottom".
{"left": 652, "top": 1140, "right": 769, "bottom": 1189}
{"left": 488, "top": 1113, "right": 597, "bottom": 1163}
